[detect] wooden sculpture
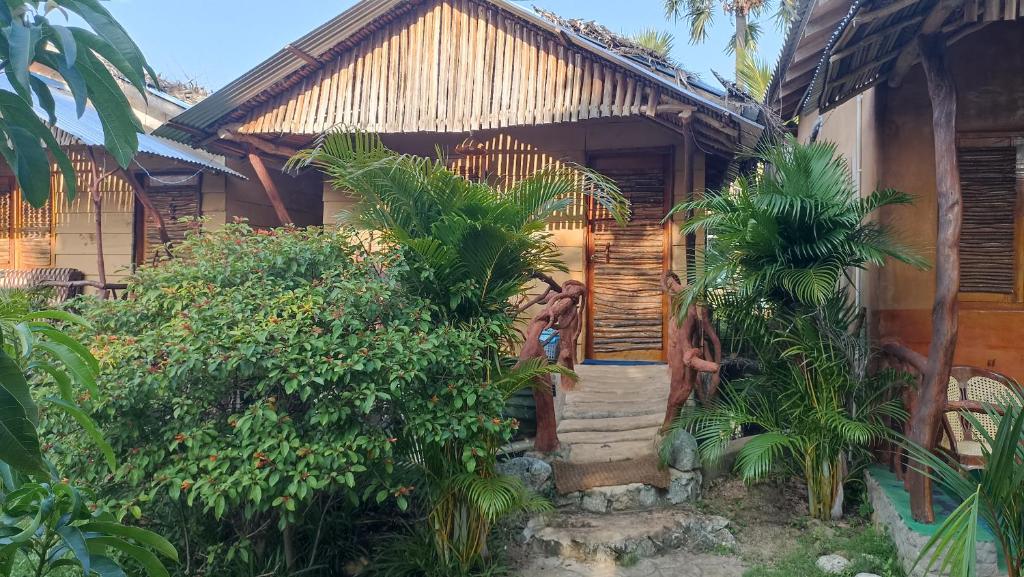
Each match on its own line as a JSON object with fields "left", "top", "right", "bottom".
{"left": 515, "top": 276, "right": 586, "bottom": 452}
{"left": 661, "top": 272, "right": 722, "bottom": 431}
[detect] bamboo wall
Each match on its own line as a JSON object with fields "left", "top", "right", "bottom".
{"left": 238, "top": 0, "right": 667, "bottom": 137}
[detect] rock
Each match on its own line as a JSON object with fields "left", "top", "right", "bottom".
{"left": 580, "top": 492, "right": 608, "bottom": 513}
{"left": 816, "top": 554, "right": 851, "bottom": 574}
{"left": 661, "top": 430, "right": 701, "bottom": 471}
{"left": 553, "top": 491, "right": 581, "bottom": 508}
{"left": 854, "top": 573, "right": 882, "bottom": 577}
{"left": 603, "top": 483, "right": 658, "bottom": 511}
{"left": 496, "top": 456, "right": 552, "bottom": 493}
{"left": 667, "top": 469, "right": 702, "bottom": 504}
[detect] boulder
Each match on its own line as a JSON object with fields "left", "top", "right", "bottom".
{"left": 668, "top": 469, "right": 702, "bottom": 504}
{"left": 661, "top": 430, "right": 700, "bottom": 471}
{"left": 497, "top": 456, "right": 552, "bottom": 493}
{"left": 854, "top": 574, "right": 882, "bottom": 577}
{"left": 580, "top": 492, "right": 608, "bottom": 513}
{"left": 816, "top": 554, "right": 851, "bottom": 574}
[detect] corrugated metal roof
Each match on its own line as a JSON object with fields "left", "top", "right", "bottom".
{"left": 5, "top": 74, "right": 244, "bottom": 178}
{"left": 155, "top": 0, "right": 761, "bottom": 144}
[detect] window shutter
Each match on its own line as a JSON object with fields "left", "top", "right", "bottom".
{"left": 18, "top": 197, "right": 52, "bottom": 269}
{"left": 0, "top": 178, "right": 13, "bottom": 267}
{"left": 958, "top": 144, "right": 1021, "bottom": 294}
{"left": 139, "top": 173, "right": 202, "bottom": 264}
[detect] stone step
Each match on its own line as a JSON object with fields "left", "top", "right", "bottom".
{"left": 558, "top": 426, "right": 661, "bottom": 446}
{"left": 554, "top": 469, "right": 702, "bottom": 513}
{"left": 558, "top": 413, "right": 663, "bottom": 433}
{"left": 567, "top": 440, "right": 656, "bottom": 463}
{"left": 562, "top": 406, "right": 665, "bottom": 420}
{"left": 524, "top": 507, "right": 735, "bottom": 564}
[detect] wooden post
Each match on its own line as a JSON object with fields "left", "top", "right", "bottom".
{"left": 86, "top": 149, "right": 108, "bottom": 295}
{"left": 907, "top": 33, "right": 961, "bottom": 524}
{"left": 247, "top": 152, "right": 294, "bottom": 226}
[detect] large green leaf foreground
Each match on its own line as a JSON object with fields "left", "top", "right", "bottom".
{"left": 0, "top": 0, "right": 156, "bottom": 207}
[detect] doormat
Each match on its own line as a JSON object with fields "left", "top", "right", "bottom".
{"left": 552, "top": 455, "right": 670, "bottom": 494}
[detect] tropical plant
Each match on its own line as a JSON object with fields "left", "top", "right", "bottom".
{"left": 736, "top": 49, "right": 774, "bottom": 101}
{"left": 674, "top": 137, "right": 926, "bottom": 316}
{"left": 50, "top": 224, "right": 529, "bottom": 576}
{"left": 0, "top": 478, "right": 177, "bottom": 577}
{"left": 904, "top": 385, "right": 1024, "bottom": 577}
{"left": 0, "top": 290, "right": 107, "bottom": 477}
{"left": 630, "top": 28, "right": 676, "bottom": 59}
{"left": 0, "top": 0, "right": 155, "bottom": 207}
{"left": 287, "top": 130, "right": 627, "bottom": 329}
{"left": 673, "top": 306, "right": 908, "bottom": 520}
{"left": 664, "top": 0, "right": 798, "bottom": 76}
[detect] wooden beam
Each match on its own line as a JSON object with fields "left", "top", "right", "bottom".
{"left": 907, "top": 32, "right": 961, "bottom": 525}
{"left": 247, "top": 152, "right": 294, "bottom": 226}
{"left": 828, "top": 49, "right": 901, "bottom": 87}
{"left": 284, "top": 44, "right": 320, "bottom": 66}
{"left": 888, "top": 0, "right": 959, "bottom": 87}
{"left": 830, "top": 16, "right": 925, "bottom": 62}
{"left": 218, "top": 124, "right": 300, "bottom": 158}
{"left": 655, "top": 102, "right": 697, "bottom": 116}
{"left": 119, "top": 167, "right": 174, "bottom": 256}
{"left": 854, "top": 0, "right": 919, "bottom": 23}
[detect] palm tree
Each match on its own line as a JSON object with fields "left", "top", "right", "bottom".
{"left": 674, "top": 136, "right": 927, "bottom": 315}
{"left": 663, "top": 0, "right": 798, "bottom": 80}
{"left": 904, "top": 385, "right": 1024, "bottom": 577}
{"left": 288, "top": 130, "right": 628, "bottom": 325}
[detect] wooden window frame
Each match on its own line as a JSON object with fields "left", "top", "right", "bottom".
{"left": 957, "top": 134, "right": 1024, "bottom": 306}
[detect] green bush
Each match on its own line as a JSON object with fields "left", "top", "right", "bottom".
{"left": 47, "top": 223, "right": 518, "bottom": 575}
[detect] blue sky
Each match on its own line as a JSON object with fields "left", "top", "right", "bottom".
{"left": 100, "top": 0, "right": 786, "bottom": 92}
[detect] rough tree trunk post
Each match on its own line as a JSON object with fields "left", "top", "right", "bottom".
{"left": 734, "top": 10, "right": 748, "bottom": 75}
{"left": 86, "top": 150, "right": 107, "bottom": 297}
{"left": 908, "top": 33, "right": 961, "bottom": 523}
{"left": 516, "top": 280, "right": 586, "bottom": 452}
{"left": 662, "top": 273, "right": 721, "bottom": 431}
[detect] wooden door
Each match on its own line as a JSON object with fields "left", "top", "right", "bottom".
{"left": 586, "top": 152, "right": 671, "bottom": 361}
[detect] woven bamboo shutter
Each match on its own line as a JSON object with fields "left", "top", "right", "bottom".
{"left": 957, "top": 140, "right": 1023, "bottom": 295}
{"left": 18, "top": 196, "right": 52, "bottom": 269}
{"left": 0, "top": 178, "right": 13, "bottom": 268}
{"left": 138, "top": 172, "right": 202, "bottom": 264}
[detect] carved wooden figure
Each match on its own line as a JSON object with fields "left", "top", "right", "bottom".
{"left": 661, "top": 273, "right": 722, "bottom": 431}
{"left": 516, "top": 278, "right": 586, "bottom": 452}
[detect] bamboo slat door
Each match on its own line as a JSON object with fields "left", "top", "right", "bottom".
{"left": 586, "top": 152, "right": 671, "bottom": 361}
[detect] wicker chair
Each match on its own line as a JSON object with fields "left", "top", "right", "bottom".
{"left": 0, "top": 268, "right": 85, "bottom": 304}
{"left": 939, "top": 366, "right": 1020, "bottom": 469}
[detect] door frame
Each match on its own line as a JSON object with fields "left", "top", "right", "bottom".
{"left": 584, "top": 146, "right": 675, "bottom": 361}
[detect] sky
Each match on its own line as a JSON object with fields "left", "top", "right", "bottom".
{"left": 97, "top": 0, "right": 786, "bottom": 93}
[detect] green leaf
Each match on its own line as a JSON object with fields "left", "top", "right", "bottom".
{"left": 77, "top": 522, "right": 177, "bottom": 562}
{"left": 86, "top": 536, "right": 168, "bottom": 577}
{"left": 88, "top": 556, "right": 127, "bottom": 577}
{"left": 3, "top": 125, "right": 52, "bottom": 208}
{"left": 0, "top": 90, "right": 77, "bottom": 204}
{"left": 4, "top": 19, "right": 37, "bottom": 102}
{"left": 0, "top": 349, "right": 45, "bottom": 475}
{"left": 57, "top": 525, "right": 91, "bottom": 575}
{"left": 29, "top": 76, "right": 56, "bottom": 125}
{"left": 43, "top": 397, "right": 115, "bottom": 472}
{"left": 35, "top": 341, "right": 97, "bottom": 399}
{"left": 70, "top": 48, "right": 141, "bottom": 167}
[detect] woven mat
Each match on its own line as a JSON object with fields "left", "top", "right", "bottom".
{"left": 552, "top": 455, "right": 670, "bottom": 494}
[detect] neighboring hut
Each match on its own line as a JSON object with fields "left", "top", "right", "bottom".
{"left": 155, "top": 0, "right": 763, "bottom": 362}
{"left": 0, "top": 68, "right": 244, "bottom": 295}
{"left": 770, "top": 0, "right": 1023, "bottom": 521}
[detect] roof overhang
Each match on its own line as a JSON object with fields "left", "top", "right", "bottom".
{"left": 770, "top": 0, "right": 1022, "bottom": 121}
{"left": 155, "top": 0, "right": 762, "bottom": 156}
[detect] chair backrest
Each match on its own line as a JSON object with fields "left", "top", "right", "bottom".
{"left": 946, "top": 366, "right": 1017, "bottom": 442}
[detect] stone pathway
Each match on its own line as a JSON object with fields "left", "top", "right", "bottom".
{"left": 559, "top": 364, "right": 670, "bottom": 463}
{"left": 520, "top": 551, "right": 748, "bottom": 577}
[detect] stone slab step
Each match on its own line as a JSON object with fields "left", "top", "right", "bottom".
{"left": 558, "top": 413, "right": 662, "bottom": 434}
{"left": 561, "top": 403, "right": 666, "bottom": 419}
{"left": 558, "top": 426, "right": 661, "bottom": 446}
{"left": 524, "top": 507, "right": 734, "bottom": 564}
{"left": 567, "top": 440, "right": 655, "bottom": 463}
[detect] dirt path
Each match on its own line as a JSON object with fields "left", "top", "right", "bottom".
{"left": 519, "top": 550, "right": 748, "bottom": 577}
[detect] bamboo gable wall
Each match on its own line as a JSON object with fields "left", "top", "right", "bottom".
{"left": 237, "top": 0, "right": 696, "bottom": 139}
